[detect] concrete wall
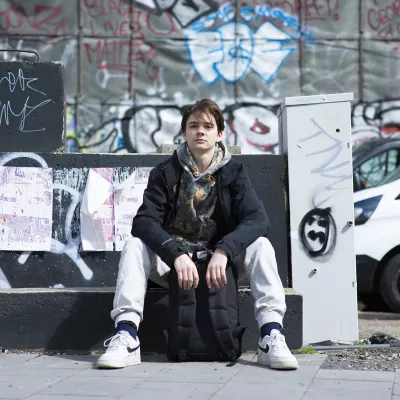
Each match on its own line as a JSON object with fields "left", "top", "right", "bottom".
{"left": 1, "top": 0, "right": 399, "bottom": 154}
{"left": 0, "top": 152, "right": 289, "bottom": 289}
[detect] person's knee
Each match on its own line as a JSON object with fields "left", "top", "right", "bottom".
{"left": 118, "top": 236, "right": 148, "bottom": 275}
{"left": 253, "top": 237, "right": 275, "bottom": 255}
{"left": 123, "top": 236, "right": 145, "bottom": 252}
{"left": 119, "top": 237, "right": 148, "bottom": 264}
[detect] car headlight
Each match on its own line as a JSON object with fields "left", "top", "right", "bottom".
{"left": 354, "top": 195, "right": 383, "bottom": 225}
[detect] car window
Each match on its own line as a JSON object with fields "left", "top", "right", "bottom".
{"left": 381, "top": 164, "right": 400, "bottom": 185}
{"left": 356, "top": 149, "right": 400, "bottom": 189}
{"left": 387, "top": 149, "right": 399, "bottom": 173}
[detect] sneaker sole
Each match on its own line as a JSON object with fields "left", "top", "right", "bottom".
{"left": 257, "top": 356, "right": 299, "bottom": 370}
{"left": 97, "top": 356, "right": 141, "bottom": 369}
{"left": 269, "top": 361, "right": 298, "bottom": 370}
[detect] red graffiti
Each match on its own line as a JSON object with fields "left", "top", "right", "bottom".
{"left": 298, "top": 0, "right": 340, "bottom": 21}
{"left": 89, "top": 19, "right": 130, "bottom": 36}
{"left": 250, "top": 118, "right": 271, "bottom": 134}
{"left": 85, "top": 40, "right": 131, "bottom": 70}
{"left": 132, "top": 9, "right": 144, "bottom": 39}
{"left": 146, "top": 10, "right": 178, "bottom": 35}
{"left": 367, "top": 0, "right": 400, "bottom": 40}
{"left": 83, "top": 0, "right": 132, "bottom": 18}
{"left": 381, "top": 126, "right": 400, "bottom": 136}
{"left": 84, "top": 39, "right": 159, "bottom": 81}
{"left": 84, "top": 0, "right": 143, "bottom": 38}
{"left": 82, "top": 1, "right": 160, "bottom": 85}
{"left": 0, "top": 5, "right": 69, "bottom": 35}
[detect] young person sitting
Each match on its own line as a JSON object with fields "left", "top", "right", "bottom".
{"left": 97, "top": 99, "right": 299, "bottom": 370}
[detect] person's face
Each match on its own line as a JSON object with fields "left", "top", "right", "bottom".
{"left": 183, "top": 112, "right": 222, "bottom": 154}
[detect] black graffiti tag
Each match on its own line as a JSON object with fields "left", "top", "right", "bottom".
{"left": 0, "top": 69, "right": 51, "bottom": 133}
{"left": 299, "top": 207, "right": 337, "bottom": 259}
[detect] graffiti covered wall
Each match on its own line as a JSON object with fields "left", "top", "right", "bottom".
{"left": 0, "top": 152, "right": 288, "bottom": 289}
{"left": 1, "top": 0, "right": 398, "bottom": 153}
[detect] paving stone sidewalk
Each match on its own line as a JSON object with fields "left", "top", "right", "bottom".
{"left": 0, "top": 352, "right": 398, "bottom": 399}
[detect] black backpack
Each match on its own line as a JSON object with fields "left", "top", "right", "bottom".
{"left": 165, "top": 250, "right": 245, "bottom": 363}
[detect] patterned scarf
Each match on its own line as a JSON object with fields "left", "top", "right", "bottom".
{"left": 168, "top": 141, "right": 231, "bottom": 251}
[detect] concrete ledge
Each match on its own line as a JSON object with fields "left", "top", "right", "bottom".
{"left": 156, "top": 144, "right": 242, "bottom": 154}
{"left": 0, "top": 288, "right": 302, "bottom": 352}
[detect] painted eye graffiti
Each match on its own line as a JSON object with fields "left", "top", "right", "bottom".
{"left": 250, "top": 118, "right": 270, "bottom": 135}
{"left": 380, "top": 125, "right": 400, "bottom": 136}
{"left": 299, "top": 208, "right": 337, "bottom": 259}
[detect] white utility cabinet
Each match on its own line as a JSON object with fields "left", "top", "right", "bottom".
{"left": 278, "top": 93, "right": 358, "bottom": 345}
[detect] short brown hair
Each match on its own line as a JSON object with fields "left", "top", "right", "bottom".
{"left": 181, "top": 99, "right": 225, "bottom": 134}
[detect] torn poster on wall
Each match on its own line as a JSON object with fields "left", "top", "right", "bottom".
{"left": 0, "top": 167, "right": 53, "bottom": 251}
{"left": 80, "top": 168, "right": 114, "bottom": 251}
{"left": 114, "top": 168, "right": 152, "bottom": 251}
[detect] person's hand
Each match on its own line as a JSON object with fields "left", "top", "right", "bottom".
{"left": 206, "top": 248, "right": 228, "bottom": 289}
{"left": 173, "top": 254, "right": 199, "bottom": 290}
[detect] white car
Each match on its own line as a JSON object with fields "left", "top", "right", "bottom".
{"left": 354, "top": 167, "right": 400, "bottom": 312}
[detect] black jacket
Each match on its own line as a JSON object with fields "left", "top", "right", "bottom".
{"left": 131, "top": 152, "right": 270, "bottom": 267}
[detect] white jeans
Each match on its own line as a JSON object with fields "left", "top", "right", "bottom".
{"left": 111, "top": 236, "right": 286, "bottom": 330}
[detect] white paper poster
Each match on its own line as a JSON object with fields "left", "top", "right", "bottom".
{"left": 114, "top": 168, "right": 152, "bottom": 251}
{"left": 0, "top": 167, "right": 53, "bottom": 251}
{"left": 80, "top": 168, "right": 114, "bottom": 251}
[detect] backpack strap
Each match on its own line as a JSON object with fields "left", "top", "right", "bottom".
{"left": 208, "top": 281, "right": 238, "bottom": 363}
{"left": 175, "top": 286, "right": 196, "bottom": 361}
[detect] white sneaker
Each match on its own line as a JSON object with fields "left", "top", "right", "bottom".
{"left": 96, "top": 331, "right": 141, "bottom": 369}
{"left": 257, "top": 329, "right": 299, "bottom": 370}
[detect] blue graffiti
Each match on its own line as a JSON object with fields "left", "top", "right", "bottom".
{"left": 190, "top": 4, "right": 307, "bottom": 35}
{"left": 185, "top": 4, "right": 312, "bottom": 85}
{"left": 186, "top": 19, "right": 296, "bottom": 84}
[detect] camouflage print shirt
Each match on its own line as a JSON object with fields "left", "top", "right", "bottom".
{"left": 167, "top": 141, "right": 232, "bottom": 251}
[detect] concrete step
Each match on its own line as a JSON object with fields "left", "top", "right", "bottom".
{"left": 0, "top": 288, "right": 302, "bottom": 352}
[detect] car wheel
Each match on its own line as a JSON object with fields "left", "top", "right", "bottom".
{"left": 380, "top": 253, "right": 400, "bottom": 313}
{"left": 358, "top": 293, "right": 390, "bottom": 312}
